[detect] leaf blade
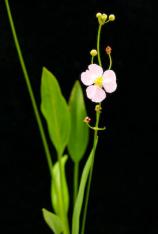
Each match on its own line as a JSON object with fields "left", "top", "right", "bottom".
{"left": 51, "top": 155, "right": 69, "bottom": 216}
{"left": 41, "top": 67, "right": 70, "bottom": 156}
{"left": 68, "top": 80, "right": 89, "bottom": 162}
{"left": 72, "top": 137, "right": 98, "bottom": 234}
{"left": 42, "top": 208, "right": 64, "bottom": 234}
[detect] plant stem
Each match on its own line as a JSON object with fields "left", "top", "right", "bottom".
{"left": 4, "top": 0, "right": 53, "bottom": 175}
{"left": 97, "top": 25, "right": 102, "bottom": 67}
{"left": 108, "top": 53, "right": 112, "bottom": 69}
{"left": 91, "top": 56, "right": 94, "bottom": 64}
{"left": 81, "top": 106, "right": 101, "bottom": 234}
{"left": 81, "top": 22, "right": 103, "bottom": 234}
{"left": 81, "top": 21, "right": 103, "bottom": 234}
{"left": 73, "top": 162, "right": 79, "bottom": 206}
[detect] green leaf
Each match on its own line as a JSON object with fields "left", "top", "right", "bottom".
{"left": 72, "top": 137, "right": 98, "bottom": 234}
{"left": 68, "top": 81, "right": 89, "bottom": 162}
{"left": 51, "top": 155, "right": 69, "bottom": 216}
{"left": 42, "top": 208, "right": 64, "bottom": 234}
{"left": 41, "top": 67, "right": 70, "bottom": 156}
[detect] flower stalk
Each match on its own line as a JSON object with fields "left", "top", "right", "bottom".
{"left": 80, "top": 12, "right": 116, "bottom": 234}
{"left": 81, "top": 105, "right": 101, "bottom": 234}
{"left": 97, "top": 25, "right": 102, "bottom": 67}
{"left": 4, "top": 0, "right": 53, "bottom": 176}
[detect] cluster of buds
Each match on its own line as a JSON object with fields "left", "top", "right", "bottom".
{"left": 83, "top": 105, "right": 105, "bottom": 131}
{"left": 96, "top": 12, "right": 115, "bottom": 25}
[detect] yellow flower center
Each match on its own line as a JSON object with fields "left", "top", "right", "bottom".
{"left": 94, "top": 76, "right": 103, "bottom": 87}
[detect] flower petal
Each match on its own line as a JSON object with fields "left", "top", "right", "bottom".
{"left": 88, "top": 64, "right": 103, "bottom": 77}
{"left": 81, "top": 70, "right": 95, "bottom": 86}
{"left": 103, "top": 70, "right": 117, "bottom": 93}
{"left": 86, "top": 85, "right": 106, "bottom": 103}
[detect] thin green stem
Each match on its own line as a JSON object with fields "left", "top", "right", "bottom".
{"left": 108, "top": 53, "right": 112, "bottom": 69}
{"left": 86, "top": 123, "right": 106, "bottom": 131}
{"left": 80, "top": 154, "right": 94, "bottom": 234}
{"left": 81, "top": 105, "right": 101, "bottom": 234}
{"left": 4, "top": 0, "right": 53, "bottom": 175}
{"left": 105, "top": 20, "right": 110, "bottom": 24}
{"left": 91, "top": 56, "right": 94, "bottom": 64}
{"left": 97, "top": 25, "right": 102, "bottom": 67}
{"left": 57, "top": 154, "right": 70, "bottom": 234}
{"left": 73, "top": 162, "right": 79, "bottom": 206}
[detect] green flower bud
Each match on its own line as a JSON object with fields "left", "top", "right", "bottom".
{"left": 95, "top": 104, "right": 102, "bottom": 112}
{"left": 96, "top": 12, "right": 102, "bottom": 18}
{"left": 109, "top": 14, "right": 115, "bottom": 21}
{"left": 96, "top": 12, "right": 108, "bottom": 25}
{"left": 90, "top": 49, "right": 98, "bottom": 57}
{"left": 101, "top": 14, "right": 108, "bottom": 22}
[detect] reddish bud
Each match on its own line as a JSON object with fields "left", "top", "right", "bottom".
{"left": 105, "top": 46, "right": 112, "bottom": 54}
{"left": 83, "top": 116, "right": 91, "bottom": 123}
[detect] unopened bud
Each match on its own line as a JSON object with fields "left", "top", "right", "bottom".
{"left": 96, "top": 12, "right": 102, "bottom": 18}
{"left": 105, "top": 46, "right": 112, "bottom": 54}
{"left": 95, "top": 105, "right": 102, "bottom": 112}
{"left": 101, "top": 14, "right": 108, "bottom": 22}
{"left": 90, "top": 49, "right": 97, "bottom": 57}
{"left": 83, "top": 116, "right": 91, "bottom": 123}
{"left": 96, "top": 12, "right": 108, "bottom": 25}
{"left": 109, "top": 14, "right": 115, "bottom": 21}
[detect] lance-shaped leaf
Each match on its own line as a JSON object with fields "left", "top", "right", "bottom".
{"left": 41, "top": 67, "right": 70, "bottom": 156}
{"left": 42, "top": 208, "right": 64, "bottom": 234}
{"left": 68, "top": 81, "right": 89, "bottom": 162}
{"left": 51, "top": 155, "right": 69, "bottom": 216}
{"left": 72, "top": 137, "right": 98, "bottom": 234}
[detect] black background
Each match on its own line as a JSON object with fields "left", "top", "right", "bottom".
{"left": 0, "top": 0, "right": 156, "bottom": 233}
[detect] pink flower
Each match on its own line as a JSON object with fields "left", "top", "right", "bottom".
{"left": 81, "top": 64, "right": 117, "bottom": 103}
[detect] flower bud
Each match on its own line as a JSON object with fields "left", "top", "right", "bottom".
{"left": 101, "top": 14, "right": 108, "bottom": 22}
{"left": 96, "top": 12, "right": 108, "bottom": 25}
{"left": 90, "top": 49, "right": 97, "bottom": 57}
{"left": 109, "top": 14, "right": 115, "bottom": 21}
{"left": 96, "top": 12, "right": 102, "bottom": 18}
{"left": 105, "top": 46, "right": 112, "bottom": 54}
{"left": 83, "top": 116, "right": 91, "bottom": 123}
{"left": 95, "top": 105, "right": 102, "bottom": 112}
